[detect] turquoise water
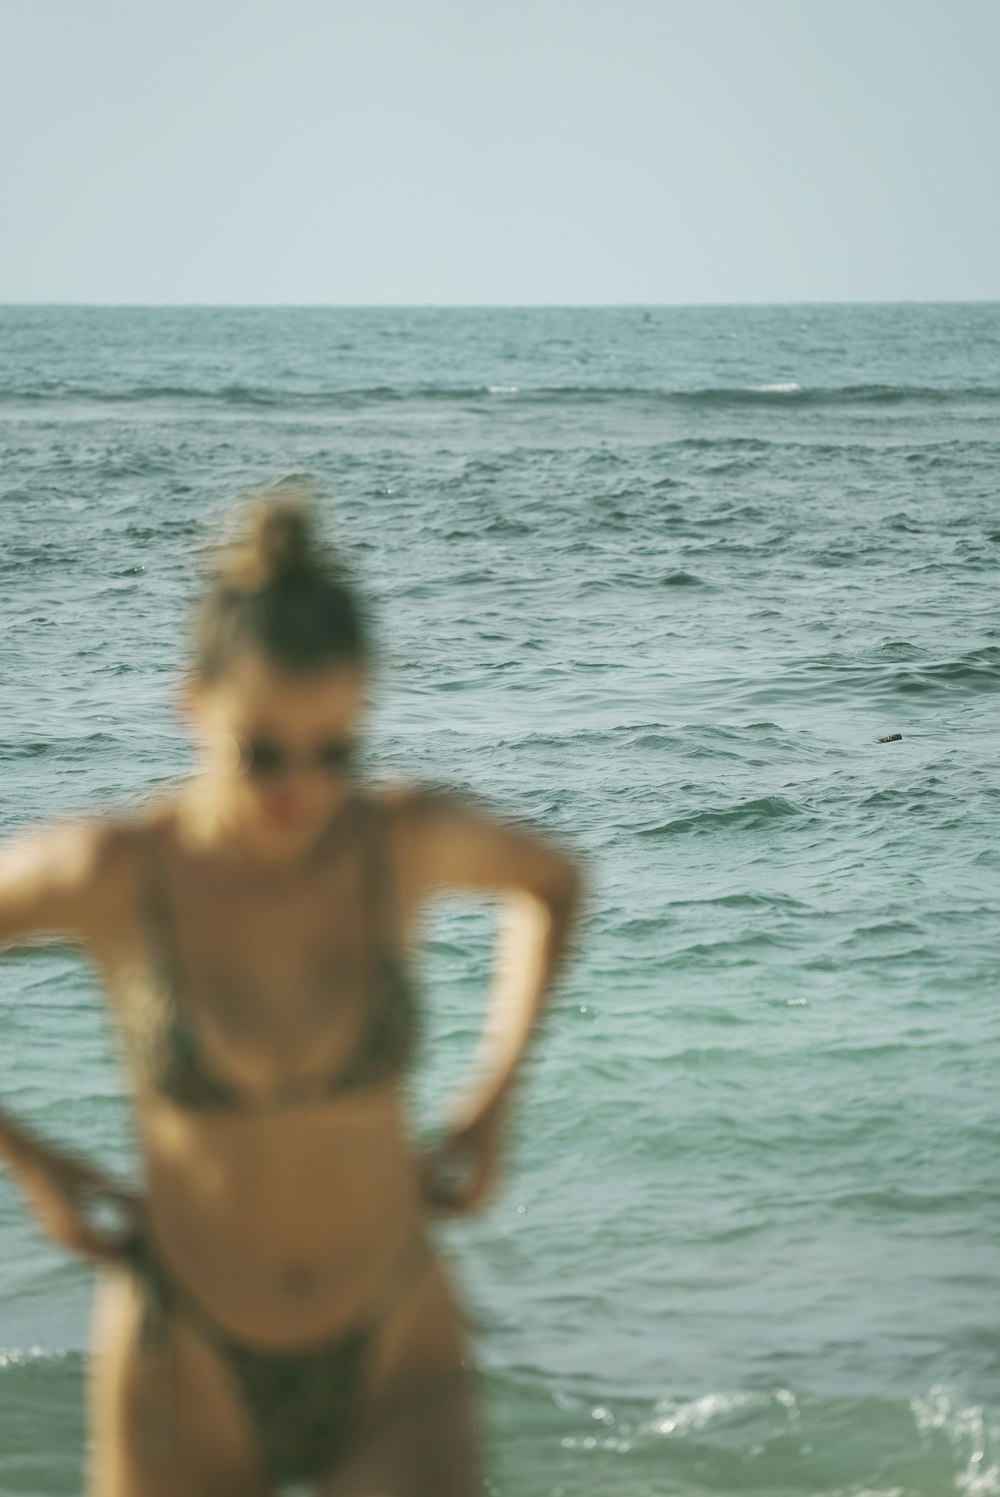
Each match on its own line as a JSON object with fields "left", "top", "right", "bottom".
{"left": 0, "top": 304, "right": 998, "bottom": 1495}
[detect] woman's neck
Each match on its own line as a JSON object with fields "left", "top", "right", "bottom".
{"left": 174, "top": 775, "right": 360, "bottom": 880}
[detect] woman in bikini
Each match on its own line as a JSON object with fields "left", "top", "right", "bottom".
{"left": 0, "top": 492, "right": 586, "bottom": 1496}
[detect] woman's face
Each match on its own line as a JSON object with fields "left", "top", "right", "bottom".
{"left": 188, "top": 649, "right": 369, "bottom": 862}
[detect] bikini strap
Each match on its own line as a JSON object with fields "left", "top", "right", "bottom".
{"left": 130, "top": 822, "right": 185, "bottom": 1011}
{"left": 360, "top": 794, "right": 401, "bottom": 955}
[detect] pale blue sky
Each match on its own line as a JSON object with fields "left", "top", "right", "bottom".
{"left": 1, "top": 0, "right": 997, "bottom": 304}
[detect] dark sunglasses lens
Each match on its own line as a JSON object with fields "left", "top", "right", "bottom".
{"left": 242, "top": 739, "right": 288, "bottom": 778}
{"left": 317, "top": 741, "right": 356, "bottom": 773}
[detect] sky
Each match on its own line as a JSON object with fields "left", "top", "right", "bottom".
{"left": 0, "top": 0, "right": 997, "bottom": 305}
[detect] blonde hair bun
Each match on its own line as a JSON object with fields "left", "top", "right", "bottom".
{"left": 221, "top": 478, "right": 329, "bottom": 591}
{"left": 195, "top": 476, "right": 370, "bottom": 681}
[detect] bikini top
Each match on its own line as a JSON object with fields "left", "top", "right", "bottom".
{"left": 118, "top": 795, "right": 420, "bottom": 1112}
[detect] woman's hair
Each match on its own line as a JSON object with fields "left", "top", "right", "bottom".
{"left": 195, "top": 482, "right": 372, "bottom": 681}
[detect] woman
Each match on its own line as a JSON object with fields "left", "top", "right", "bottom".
{"left": 0, "top": 492, "right": 586, "bottom": 1496}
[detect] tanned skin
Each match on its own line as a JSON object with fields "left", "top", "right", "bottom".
{"left": 0, "top": 649, "right": 586, "bottom": 1496}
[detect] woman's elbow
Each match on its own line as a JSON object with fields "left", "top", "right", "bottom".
{"left": 542, "top": 848, "right": 588, "bottom": 916}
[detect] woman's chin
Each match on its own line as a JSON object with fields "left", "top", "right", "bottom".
{"left": 247, "top": 799, "right": 331, "bottom": 861}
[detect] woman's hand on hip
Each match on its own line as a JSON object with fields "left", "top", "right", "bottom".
{"left": 19, "top": 1152, "right": 143, "bottom": 1265}
{"left": 419, "top": 1101, "right": 508, "bottom": 1218}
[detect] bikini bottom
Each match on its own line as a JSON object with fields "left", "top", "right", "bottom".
{"left": 117, "top": 1225, "right": 435, "bottom": 1489}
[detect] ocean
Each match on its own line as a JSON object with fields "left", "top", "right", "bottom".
{"left": 0, "top": 303, "right": 998, "bottom": 1495}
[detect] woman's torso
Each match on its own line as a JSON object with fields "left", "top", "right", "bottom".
{"left": 90, "top": 783, "right": 427, "bottom": 1346}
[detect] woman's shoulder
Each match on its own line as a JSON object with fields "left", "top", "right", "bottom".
{"left": 74, "top": 793, "right": 181, "bottom": 862}
{"left": 370, "top": 776, "right": 463, "bottom": 821}
{"left": 363, "top": 778, "right": 464, "bottom": 850}
{"left": 367, "top": 778, "right": 503, "bottom": 883}
{"left": 45, "top": 793, "right": 186, "bottom": 895}
{"left": 0, "top": 805, "right": 144, "bottom": 885}
{"left": 0, "top": 793, "right": 183, "bottom": 944}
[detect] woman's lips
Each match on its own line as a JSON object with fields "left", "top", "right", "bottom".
{"left": 260, "top": 790, "right": 307, "bottom": 828}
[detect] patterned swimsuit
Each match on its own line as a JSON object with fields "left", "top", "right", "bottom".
{"left": 114, "top": 791, "right": 427, "bottom": 1489}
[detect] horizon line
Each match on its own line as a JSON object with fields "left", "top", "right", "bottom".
{"left": 1, "top": 297, "right": 998, "bottom": 312}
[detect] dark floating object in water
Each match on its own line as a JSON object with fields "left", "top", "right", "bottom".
{"left": 875, "top": 733, "right": 903, "bottom": 743}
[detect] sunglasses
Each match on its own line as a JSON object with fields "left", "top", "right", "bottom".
{"left": 232, "top": 734, "right": 358, "bottom": 780}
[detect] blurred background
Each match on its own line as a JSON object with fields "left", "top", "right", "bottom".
{"left": 1, "top": 3, "right": 999, "bottom": 1494}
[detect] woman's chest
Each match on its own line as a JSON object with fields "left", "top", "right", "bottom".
{"left": 109, "top": 875, "right": 383, "bottom": 1093}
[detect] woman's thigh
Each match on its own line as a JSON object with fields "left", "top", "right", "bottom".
{"left": 86, "top": 1268, "right": 270, "bottom": 1497}
{"left": 321, "top": 1251, "right": 482, "bottom": 1497}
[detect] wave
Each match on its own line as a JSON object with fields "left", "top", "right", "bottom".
{"left": 0, "top": 1347, "right": 84, "bottom": 1494}
{"left": 635, "top": 795, "right": 808, "bottom": 837}
{"left": 486, "top": 1369, "right": 1000, "bottom": 1497}
{"left": 2, "top": 1351, "right": 996, "bottom": 1497}
{"left": 731, "top": 647, "right": 1000, "bottom": 708}
{"left": 2, "top": 380, "right": 1000, "bottom": 409}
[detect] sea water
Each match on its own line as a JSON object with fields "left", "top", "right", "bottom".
{"left": 0, "top": 303, "right": 998, "bottom": 1495}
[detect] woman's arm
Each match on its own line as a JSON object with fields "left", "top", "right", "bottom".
{"left": 0, "top": 820, "right": 141, "bottom": 1260}
{"left": 0, "top": 819, "right": 117, "bottom": 945}
{"left": 0, "top": 1106, "right": 141, "bottom": 1262}
{"left": 402, "top": 786, "right": 587, "bottom": 1212}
